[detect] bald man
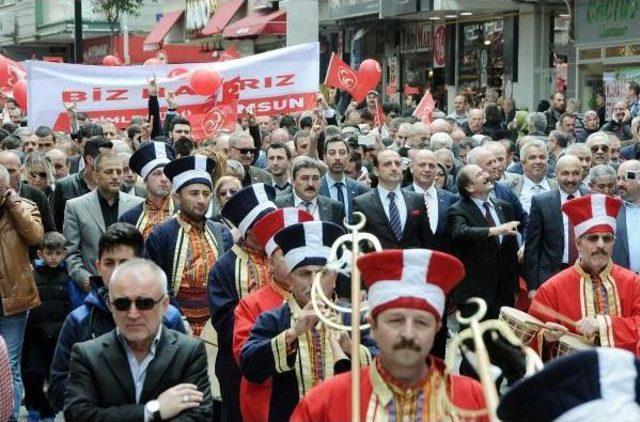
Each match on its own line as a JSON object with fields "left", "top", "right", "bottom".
{"left": 0, "top": 151, "right": 55, "bottom": 234}
{"left": 404, "top": 149, "right": 458, "bottom": 252}
{"left": 613, "top": 160, "right": 640, "bottom": 272}
{"left": 524, "top": 155, "right": 590, "bottom": 294}
{"left": 602, "top": 101, "right": 634, "bottom": 141}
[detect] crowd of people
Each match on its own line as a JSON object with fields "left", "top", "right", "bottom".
{"left": 0, "top": 76, "right": 640, "bottom": 422}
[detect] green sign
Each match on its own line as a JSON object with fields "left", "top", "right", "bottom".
{"left": 576, "top": 0, "right": 640, "bottom": 43}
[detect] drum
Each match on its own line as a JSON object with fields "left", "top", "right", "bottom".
{"left": 499, "top": 306, "right": 544, "bottom": 345}
{"left": 556, "top": 335, "right": 593, "bottom": 357}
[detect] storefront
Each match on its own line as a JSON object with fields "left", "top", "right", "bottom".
{"left": 573, "top": 0, "right": 640, "bottom": 120}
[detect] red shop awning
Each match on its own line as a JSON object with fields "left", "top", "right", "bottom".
{"left": 223, "top": 9, "right": 286, "bottom": 39}
{"left": 143, "top": 10, "right": 184, "bottom": 49}
{"left": 201, "top": 0, "right": 245, "bottom": 36}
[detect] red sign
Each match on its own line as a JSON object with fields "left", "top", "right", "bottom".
{"left": 413, "top": 89, "right": 435, "bottom": 125}
{"left": 434, "top": 25, "right": 446, "bottom": 68}
{"left": 404, "top": 85, "right": 419, "bottom": 95}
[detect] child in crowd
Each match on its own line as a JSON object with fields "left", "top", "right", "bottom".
{"left": 21, "top": 232, "right": 72, "bottom": 422}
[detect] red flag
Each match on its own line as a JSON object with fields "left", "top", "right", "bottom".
{"left": 0, "top": 54, "right": 25, "bottom": 94}
{"left": 413, "top": 90, "right": 436, "bottom": 125}
{"left": 374, "top": 97, "right": 385, "bottom": 128}
{"left": 324, "top": 53, "right": 367, "bottom": 102}
{"left": 188, "top": 95, "right": 237, "bottom": 141}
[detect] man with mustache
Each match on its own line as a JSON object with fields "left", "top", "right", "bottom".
{"left": 119, "top": 142, "right": 176, "bottom": 239}
{"left": 524, "top": 155, "right": 589, "bottom": 296}
{"left": 529, "top": 194, "right": 640, "bottom": 356}
{"left": 291, "top": 249, "right": 486, "bottom": 421}
{"left": 241, "top": 221, "right": 376, "bottom": 421}
{"left": 275, "top": 156, "right": 344, "bottom": 225}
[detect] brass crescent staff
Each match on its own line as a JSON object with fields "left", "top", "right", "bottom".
{"left": 310, "top": 212, "right": 382, "bottom": 422}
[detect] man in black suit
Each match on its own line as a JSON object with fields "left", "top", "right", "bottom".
{"left": 612, "top": 160, "right": 639, "bottom": 272}
{"left": 448, "top": 164, "right": 520, "bottom": 320}
{"left": 524, "top": 155, "right": 590, "bottom": 295}
{"left": 275, "top": 156, "right": 345, "bottom": 225}
{"left": 64, "top": 259, "right": 212, "bottom": 421}
{"left": 403, "top": 149, "right": 458, "bottom": 252}
{"left": 354, "top": 149, "right": 434, "bottom": 249}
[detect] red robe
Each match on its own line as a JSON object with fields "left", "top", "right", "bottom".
{"left": 291, "top": 357, "right": 487, "bottom": 422}
{"left": 530, "top": 261, "right": 640, "bottom": 354}
{"left": 232, "top": 280, "right": 289, "bottom": 422}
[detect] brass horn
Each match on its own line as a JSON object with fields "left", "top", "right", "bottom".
{"left": 310, "top": 211, "right": 382, "bottom": 422}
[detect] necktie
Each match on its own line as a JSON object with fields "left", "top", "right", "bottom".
{"left": 425, "top": 192, "right": 436, "bottom": 233}
{"left": 301, "top": 201, "right": 313, "bottom": 214}
{"left": 567, "top": 194, "right": 578, "bottom": 264}
{"left": 387, "top": 192, "right": 403, "bottom": 241}
{"left": 334, "top": 182, "right": 346, "bottom": 214}
{"left": 483, "top": 201, "right": 496, "bottom": 227}
{"left": 533, "top": 184, "right": 543, "bottom": 194}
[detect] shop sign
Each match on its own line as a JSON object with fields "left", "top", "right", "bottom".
{"left": 326, "top": 0, "right": 379, "bottom": 20}
{"left": 400, "top": 23, "right": 433, "bottom": 54}
{"left": 83, "top": 40, "right": 110, "bottom": 63}
{"left": 433, "top": 25, "right": 446, "bottom": 68}
{"left": 380, "top": 0, "right": 419, "bottom": 18}
{"left": 576, "top": 0, "right": 640, "bottom": 44}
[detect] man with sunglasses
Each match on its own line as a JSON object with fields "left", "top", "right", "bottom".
{"left": 613, "top": 160, "right": 640, "bottom": 273}
{"left": 586, "top": 132, "right": 612, "bottom": 167}
{"left": 64, "top": 259, "right": 212, "bottom": 421}
{"left": 48, "top": 223, "right": 185, "bottom": 413}
{"left": 229, "top": 132, "right": 272, "bottom": 187}
{"left": 119, "top": 142, "right": 176, "bottom": 239}
{"left": 529, "top": 194, "right": 640, "bottom": 357}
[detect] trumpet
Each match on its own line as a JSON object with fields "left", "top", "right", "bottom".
{"left": 310, "top": 212, "right": 382, "bottom": 422}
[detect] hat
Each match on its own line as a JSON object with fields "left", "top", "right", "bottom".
{"left": 497, "top": 348, "right": 640, "bottom": 422}
{"left": 274, "top": 221, "right": 344, "bottom": 272}
{"left": 562, "top": 194, "right": 622, "bottom": 237}
{"left": 163, "top": 155, "right": 215, "bottom": 193}
{"left": 252, "top": 207, "right": 315, "bottom": 256}
{"left": 221, "top": 183, "right": 277, "bottom": 238}
{"left": 357, "top": 249, "right": 465, "bottom": 319}
{"left": 367, "top": 90, "right": 379, "bottom": 96}
{"left": 129, "top": 141, "right": 175, "bottom": 180}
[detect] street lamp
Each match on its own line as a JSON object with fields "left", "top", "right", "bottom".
{"left": 74, "top": 0, "right": 83, "bottom": 63}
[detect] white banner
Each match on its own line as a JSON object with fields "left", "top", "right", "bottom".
{"left": 26, "top": 42, "right": 319, "bottom": 131}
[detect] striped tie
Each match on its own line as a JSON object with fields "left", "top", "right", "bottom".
{"left": 388, "top": 192, "right": 403, "bottom": 241}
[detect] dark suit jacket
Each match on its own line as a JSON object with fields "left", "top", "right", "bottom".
{"left": 274, "top": 193, "right": 345, "bottom": 226}
{"left": 353, "top": 188, "right": 434, "bottom": 250}
{"left": 402, "top": 185, "right": 459, "bottom": 252}
{"left": 20, "top": 182, "right": 55, "bottom": 233}
{"left": 64, "top": 328, "right": 212, "bottom": 422}
{"left": 319, "top": 175, "right": 369, "bottom": 217}
{"left": 613, "top": 204, "right": 630, "bottom": 269}
{"left": 448, "top": 197, "right": 519, "bottom": 309}
{"left": 523, "top": 187, "right": 589, "bottom": 290}
{"left": 493, "top": 182, "right": 528, "bottom": 234}
{"left": 51, "top": 171, "right": 91, "bottom": 231}
{"left": 68, "top": 154, "right": 81, "bottom": 174}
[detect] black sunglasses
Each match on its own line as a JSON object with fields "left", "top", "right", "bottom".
{"left": 590, "top": 144, "right": 609, "bottom": 153}
{"left": 232, "top": 146, "right": 256, "bottom": 155}
{"left": 29, "top": 171, "right": 48, "bottom": 178}
{"left": 109, "top": 295, "right": 165, "bottom": 311}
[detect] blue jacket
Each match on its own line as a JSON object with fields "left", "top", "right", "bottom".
{"left": 48, "top": 286, "right": 185, "bottom": 412}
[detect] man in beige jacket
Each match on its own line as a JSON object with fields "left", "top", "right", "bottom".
{"left": 0, "top": 164, "right": 44, "bottom": 421}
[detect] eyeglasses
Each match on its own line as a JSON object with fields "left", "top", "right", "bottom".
{"left": 29, "top": 171, "right": 48, "bottom": 179}
{"left": 217, "top": 188, "right": 238, "bottom": 197}
{"left": 590, "top": 144, "right": 609, "bottom": 153}
{"left": 583, "top": 233, "right": 615, "bottom": 243}
{"left": 232, "top": 146, "right": 256, "bottom": 155}
{"left": 435, "top": 172, "right": 445, "bottom": 178}
{"left": 109, "top": 295, "right": 165, "bottom": 311}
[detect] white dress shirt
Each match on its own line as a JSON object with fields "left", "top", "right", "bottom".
{"left": 471, "top": 197, "right": 503, "bottom": 244}
{"left": 519, "top": 176, "right": 552, "bottom": 214}
{"left": 294, "top": 192, "right": 320, "bottom": 220}
{"left": 413, "top": 183, "right": 438, "bottom": 234}
{"left": 325, "top": 174, "right": 350, "bottom": 215}
{"left": 560, "top": 189, "right": 582, "bottom": 264}
{"left": 377, "top": 185, "right": 407, "bottom": 232}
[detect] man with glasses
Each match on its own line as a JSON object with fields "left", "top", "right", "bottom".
{"left": 48, "top": 223, "right": 186, "bottom": 413}
{"left": 529, "top": 194, "right": 640, "bottom": 356}
{"left": 229, "top": 132, "right": 272, "bottom": 187}
{"left": 64, "top": 259, "right": 212, "bottom": 420}
{"left": 613, "top": 160, "right": 640, "bottom": 273}
{"left": 586, "top": 132, "right": 612, "bottom": 166}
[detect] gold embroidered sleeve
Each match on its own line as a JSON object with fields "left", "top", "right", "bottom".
{"left": 596, "top": 315, "right": 614, "bottom": 347}
{"left": 271, "top": 331, "right": 295, "bottom": 373}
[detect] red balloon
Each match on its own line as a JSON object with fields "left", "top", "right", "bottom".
{"left": 143, "top": 58, "right": 160, "bottom": 66}
{"left": 102, "top": 55, "right": 121, "bottom": 66}
{"left": 12, "top": 79, "right": 27, "bottom": 109}
{"left": 358, "top": 59, "right": 382, "bottom": 88}
{"left": 189, "top": 68, "right": 223, "bottom": 96}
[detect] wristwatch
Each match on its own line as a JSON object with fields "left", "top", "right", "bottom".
{"left": 145, "top": 400, "right": 162, "bottom": 422}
